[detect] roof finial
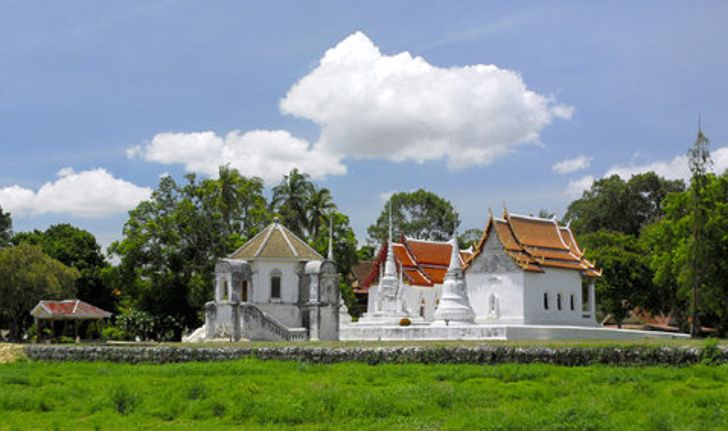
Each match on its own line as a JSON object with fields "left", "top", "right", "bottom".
{"left": 327, "top": 211, "right": 334, "bottom": 261}
{"left": 502, "top": 199, "right": 509, "bottom": 218}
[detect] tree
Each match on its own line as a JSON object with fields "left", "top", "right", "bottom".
{"left": 0, "top": 206, "right": 11, "bottom": 248}
{"left": 306, "top": 187, "right": 336, "bottom": 240}
{"left": 110, "top": 170, "right": 270, "bottom": 339}
{"left": 580, "top": 231, "right": 654, "bottom": 327}
{"left": 271, "top": 169, "right": 315, "bottom": 237}
{"left": 367, "top": 189, "right": 460, "bottom": 244}
{"left": 0, "top": 243, "right": 78, "bottom": 340}
{"left": 13, "top": 224, "right": 114, "bottom": 312}
{"left": 687, "top": 127, "right": 712, "bottom": 337}
{"left": 565, "top": 172, "right": 685, "bottom": 236}
{"left": 458, "top": 228, "right": 483, "bottom": 250}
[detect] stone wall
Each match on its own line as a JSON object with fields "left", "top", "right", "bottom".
{"left": 23, "top": 344, "right": 728, "bottom": 366}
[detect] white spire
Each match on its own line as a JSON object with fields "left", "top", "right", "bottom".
{"left": 383, "top": 200, "right": 396, "bottom": 276}
{"left": 388, "top": 199, "right": 392, "bottom": 243}
{"left": 432, "top": 235, "right": 475, "bottom": 325}
{"left": 327, "top": 211, "right": 334, "bottom": 261}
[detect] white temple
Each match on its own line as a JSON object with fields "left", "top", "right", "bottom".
{"left": 341, "top": 210, "right": 687, "bottom": 340}
{"left": 184, "top": 217, "right": 340, "bottom": 342}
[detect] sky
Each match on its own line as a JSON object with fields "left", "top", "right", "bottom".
{"left": 1, "top": 1, "right": 727, "bottom": 252}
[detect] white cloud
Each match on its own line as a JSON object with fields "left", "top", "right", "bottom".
{"left": 606, "top": 147, "right": 728, "bottom": 181}
{"left": 565, "top": 175, "right": 594, "bottom": 198}
{"left": 0, "top": 168, "right": 152, "bottom": 218}
{"left": 130, "top": 32, "right": 571, "bottom": 180}
{"left": 564, "top": 146, "right": 728, "bottom": 197}
{"left": 280, "top": 32, "right": 572, "bottom": 169}
{"left": 552, "top": 155, "right": 592, "bottom": 174}
{"left": 131, "top": 130, "right": 346, "bottom": 184}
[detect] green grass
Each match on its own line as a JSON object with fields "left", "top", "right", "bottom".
{"left": 1, "top": 359, "right": 728, "bottom": 430}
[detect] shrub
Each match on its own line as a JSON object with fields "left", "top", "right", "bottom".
{"left": 101, "top": 326, "right": 127, "bottom": 341}
{"left": 701, "top": 338, "right": 721, "bottom": 365}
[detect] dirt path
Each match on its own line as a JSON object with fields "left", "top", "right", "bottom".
{"left": 0, "top": 343, "right": 24, "bottom": 363}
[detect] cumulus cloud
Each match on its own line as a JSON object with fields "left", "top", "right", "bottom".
{"left": 0, "top": 168, "right": 152, "bottom": 218}
{"left": 565, "top": 175, "right": 595, "bottom": 198}
{"left": 130, "top": 32, "right": 571, "bottom": 180}
{"left": 606, "top": 147, "right": 728, "bottom": 181}
{"left": 564, "top": 146, "right": 728, "bottom": 197}
{"left": 131, "top": 130, "right": 345, "bottom": 183}
{"left": 280, "top": 32, "right": 572, "bottom": 169}
{"left": 552, "top": 155, "right": 592, "bottom": 174}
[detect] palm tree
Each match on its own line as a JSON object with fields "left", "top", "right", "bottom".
{"left": 271, "top": 169, "right": 314, "bottom": 236}
{"left": 216, "top": 165, "right": 243, "bottom": 238}
{"left": 306, "top": 187, "right": 336, "bottom": 239}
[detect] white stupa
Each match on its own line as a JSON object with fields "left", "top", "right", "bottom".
{"left": 432, "top": 237, "right": 476, "bottom": 325}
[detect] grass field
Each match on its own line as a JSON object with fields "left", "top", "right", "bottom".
{"left": 1, "top": 357, "right": 728, "bottom": 430}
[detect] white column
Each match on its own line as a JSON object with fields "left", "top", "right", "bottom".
{"left": 227, "top": 273, "right": 233, "bottom": 302}
{"left": 215, "top": 276, "right": 222, "bottom": 302}
{"left": 588, "top": 280, "right": 596, "bottom": 321}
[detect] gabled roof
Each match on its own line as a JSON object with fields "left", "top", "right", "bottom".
{"left": 30, "top": 300, "right": 112, "bottom": 320}
{"left": 359, "top": 237, "right": 474, "bottom": 290}
{"left": 466, "top": 210, "right": 601, "bottom": 278}
{"left": 229, "top": 218, "right": 322, "bottom": 261}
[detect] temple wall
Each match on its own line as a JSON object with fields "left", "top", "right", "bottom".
{"left": 248, "top": 260, "right": 303, "bottom": 327}
{"left": 523, "top": 268, "right": 594, "bottom": 326}
{"left": 465, "top": 232, "right": 526, "bottom": 324}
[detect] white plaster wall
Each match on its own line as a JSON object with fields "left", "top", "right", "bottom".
{"left": 402, "top": 284, "right": 441, "bottom": 320}
{"left": 249, "top": 259, "right": 304, "bottom": 328}
{"left": 523, "top": 268, "right": 593, "bottom": 326}
{"left": 464, "top": 232, "right": 526, "bottom": 324}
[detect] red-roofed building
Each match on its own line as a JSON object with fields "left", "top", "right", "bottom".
{"left": 30, "top": 299, "right": 112, "bottom": 341}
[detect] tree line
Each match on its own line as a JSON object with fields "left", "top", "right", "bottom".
{"left": 0, "top": 128, "right": 726, "bottom": 340}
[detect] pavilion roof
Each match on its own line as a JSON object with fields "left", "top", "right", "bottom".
{"left": 229, "top": 218, "right": 322, "bottom": 261}
{"left": 466, "top": 210, "right": 601, "bottom": 278}
{"left": 30, "top": 300, "right": 112, "bottom": 320}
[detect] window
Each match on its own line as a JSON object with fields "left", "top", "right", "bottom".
{"left": 570, "top": 294, "right": 575, "bottom": 311}
{"left": 270, "top": 272, "right": 281, "bottom": 300}
{"left": 543, "top": 293, "right": 549, "bottom": 310}
{"left": 242, "top": 281, "right": 249, "bottom": 302}
{"left": 419, "top": 299, "right": 426, "bottom": 318}
{"left": 557, "top": 293, "right": 562, "bottom": 311}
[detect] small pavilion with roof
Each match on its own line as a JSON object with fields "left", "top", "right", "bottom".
{"left": 30, "top": 299, "right": 112, "bottom": 341}
{"left": 185, "top": 217, "right": 340, "bottom": 342}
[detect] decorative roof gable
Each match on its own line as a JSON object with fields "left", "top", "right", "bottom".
{"left": 466, "top": 210, "right": 601, "bottom": 277}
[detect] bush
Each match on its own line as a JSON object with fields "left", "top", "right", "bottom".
{"left": 110, "top": 387, "right": 138, "bottom": 415}
{"left": 701, "top": 338, "right": 721, "bottom": 365}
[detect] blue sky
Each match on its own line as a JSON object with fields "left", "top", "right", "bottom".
{"left": 1, "top": 1, "right": 727, "bottom": 250}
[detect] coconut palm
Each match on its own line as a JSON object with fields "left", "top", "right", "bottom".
{"left": 306, "top": 187, "right": 336, "bottom": 239}
{"left": 271, "top": 169, "right": 314, "bottom": 237}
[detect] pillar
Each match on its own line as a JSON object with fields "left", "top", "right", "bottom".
{"left": 588, "top": 280, "right": 596, "bottom": 321}
{"left": 215, "top": 275, "right": 222, "bottom": 302}
{"left": 227, "top": 273, "right": 234, "bottom": 302}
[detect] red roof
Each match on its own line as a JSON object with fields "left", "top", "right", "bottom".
{"left": 359, "top": 237, "right": 474, "bottom": 290}
{"left": 31, "top": 300, "right": 112, "bottom": 320}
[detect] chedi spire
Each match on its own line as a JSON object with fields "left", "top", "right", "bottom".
{"left": 433, "top": 236, "right": 475, "bottom": 325}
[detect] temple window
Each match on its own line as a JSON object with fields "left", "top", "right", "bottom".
{"left": 270, "top": 271, "right": 281, "bottom": 300}
{"left": 557, "top": 293, "right": 562, "bottom": 311}
{"left": 419, "top": 298, "right": 426, "bottom": 318}
{"left": 543, "top": 293, "right": 549, "bottom": 310}
{"left": 570, "top": 294, "right": 575, "bottom": 311}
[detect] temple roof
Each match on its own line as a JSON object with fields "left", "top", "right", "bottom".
{"left": 30, "top": 300, "right": 112, "bottom": 320}
{"left": 359, "top": 237, "right": 474, "bottom": 290}
{"left": 229, "top": 218, "right": 322, "bottom": 261}
{"left": 466, "top": 211, "right": 601, "bottom": 278}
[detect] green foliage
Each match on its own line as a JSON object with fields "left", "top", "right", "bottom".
{"left": 2, "top": 359, "right": 728, "bottom": 429}
{"left": 642, "top": 172, "right": 728, "bottom": 334}
{"left": 271, "top": 168, "right": 317, "bottom": 237}
{"left": 0, "top": 243, "right": 78, "bottom": 340}
{"left": 0, "top": 206, "right": 11, "bottom": 248}
{"left": 701, "top": 338, "right": 722, "bottom": 365}
{"left": 367, "top": 189, "right": 461, "bottom": 244}
{"left": 581, "top": 231, "right": 655, "bottom": 326}
{"left": 458, "top": 228, "right": 483, "bottom": 249}
{"left": 110, "top": 171, "right": 270, "bottom": 339}
{"left": 101, "top": 326, "right": 126, "bottom": 341}
{"left": 356, "top": 245, "right": 375, "bottom": 261}
{"left": 13, "top": 224, "right": 114, "bottom": 312}
{"left": 565, "top": 172, "right": 685, "bottom": 236}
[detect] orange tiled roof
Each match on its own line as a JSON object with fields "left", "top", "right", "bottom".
{"left": 361, "top": 237, "right": 473, "bottom": 289}
{"left": 467, "top": 211, "right": 601, "bottom": 278}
